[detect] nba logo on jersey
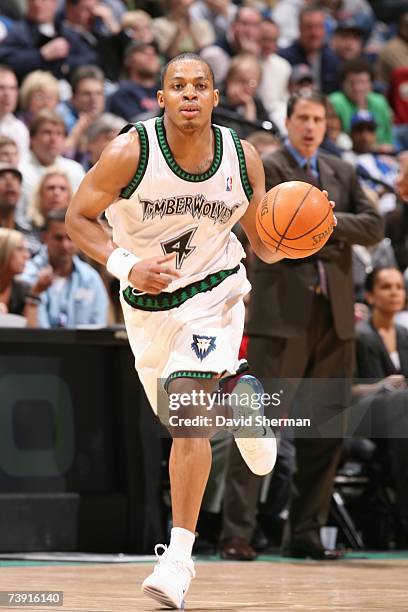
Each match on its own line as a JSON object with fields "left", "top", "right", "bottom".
{"left": 191, "top": 334, "right": 216, "bottom": 361}
{"left": 226, "top": 177, "right": 233, "bottom": 192}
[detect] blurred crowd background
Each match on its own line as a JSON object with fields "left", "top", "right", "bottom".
{"left": 0, "top": 0, "right": 407, "bottom": 328}
{"left": 1, "top": 0, "right": 408, "bottom": 556}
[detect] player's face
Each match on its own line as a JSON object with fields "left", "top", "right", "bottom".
{"left": 158, "top": 60, "right": 219, "bottom": 131}
{"left": 285, "top": 99, "right": 326, "bottom": 158}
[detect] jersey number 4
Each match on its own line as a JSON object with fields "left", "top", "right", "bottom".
{"left": 161, "top": 228, "right": 197, "bottom": 269}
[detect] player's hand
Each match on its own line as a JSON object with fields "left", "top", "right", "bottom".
{"left": 128, "top": 253, "right": 181, "bottom": 294}
{"left": 322, "top": 190, "right": 337, "bottom": 227}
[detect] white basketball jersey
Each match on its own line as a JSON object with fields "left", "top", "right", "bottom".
{"left": 106, "top": 116, "right": 253, "bottom": 290}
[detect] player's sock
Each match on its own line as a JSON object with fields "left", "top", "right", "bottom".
{"left": 168, "top": 527, "right": 195, "bottom": 559}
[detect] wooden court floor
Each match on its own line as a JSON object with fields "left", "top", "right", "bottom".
{"left": 1, "top": 558, "right": 407, "bottom": 611}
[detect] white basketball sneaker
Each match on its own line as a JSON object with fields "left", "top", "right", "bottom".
{"left": 230, "top": 375, "right": 277, "bottom": 476}
{"left": 142, "top": 544, "right": 195, "bottom": 609}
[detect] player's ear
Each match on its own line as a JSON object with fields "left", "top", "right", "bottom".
{"left": 213, "top": 88, "right": 219, "bottom": 108}
{"left": 157, "top": 90, "right": 165, "bottom": 109}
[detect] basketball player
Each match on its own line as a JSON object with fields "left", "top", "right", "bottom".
{"left": 66, "top": 53, "right": 328, "bottom": 609}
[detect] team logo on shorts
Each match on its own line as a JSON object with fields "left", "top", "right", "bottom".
{"left": 226, "top": 177, "right": 233, "bottom": 192}
{"left": 191, "top": 334, "right": 216, "bottom": 361}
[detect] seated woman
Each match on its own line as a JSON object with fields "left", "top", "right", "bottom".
{"left": 352, "top": 266, "right": 408, "bottom": 546}
{"left": 0, "top": 228, "right": 50, "bottom": 326}
{"left": 26, "top": 168, "right": 72, "bottom": 255}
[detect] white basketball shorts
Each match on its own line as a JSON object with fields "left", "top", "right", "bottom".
{"left": 120, "top": 263, "right": 251, "bottom": 413}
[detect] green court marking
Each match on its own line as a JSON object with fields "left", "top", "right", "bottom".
{"left": 2, "top": 551, "right": 408, "bottom": 568}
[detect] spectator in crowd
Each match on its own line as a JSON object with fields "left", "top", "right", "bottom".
{"left": 64, "top": 0, "right": 127, "bottom": 82}
{"left": 0, "top": 66, "right": 29, "bottom": 160}
{"left": 0, "top": 0, "right": 93, "bottom": 81}
{"left": 287, "top": 63, "right": 315, "bottom": 96}
{"left": 330, "top": 19, "right": 364, "bottom": 64}
{"left": 258, "top": 19, "right": 291, "bottom": 136}
{"left": 190, "top": 0, "right": 237, "bottom": 40}
{"left": 376, "top": 12, "right": 408, "bottom": 89}
{"left": 220, "top": 90, "right": 383, "bottom": 562}
{"left": 329, "top": 59, "right": 394, "bottom": 149}
{"left": 278, "top": 5, "right": 340, "bottom": 94}
{"left": 152, "top": 0, "right": 214, "bottom": 59}
{"left": 0, "top": 163, "right": 23, "bottom": 230}
{"left": 321, "top": 102, "right": 352, "bottom": 156}
{"left": 107, "top": 42, "right": 160, "bottom": 122}
{"left": 271, "top": 0, "right": 303, "bottom": 49}
{"left": 60, "top": 66, "right": 105, "bottom": 159}
{"left": 212, "top": 53, "right": 270, "bottom": 139}
{"left": 343, "top": 111, "right": 399, "bottom": 215}
{"left": 0, "top": 136, "right": 19, "bottom": 166}
{"left": 121, "top": 9, "right": 155, "bottom": 44}
{"left": 246, "top": 130, "right": 281, "bottom": 157}
{"left": 19, "top": 110, "right": 85, "bottom": 223}
{"left": 19, "top": 70, "right": 61, "bottom": 126}
{"left": 21, "top": 208, "right": 108, "bottom": 328}
{"left": 0, "top": 162, "right": 41, "bottom": 253}
{"left": 388, "top": 65, "right": 408, "bottom": 153}
{"left": 82, "top": 112, "right": 126, "bottom": 170}
{"left": 26, "top": 167, "right": 72, "bottom": 254}
{"left": 352, "top": 266, "right": 408, "bottom": 547}
{"left": 61, "top": 66, "right": 105, "bottom": 132}
{"left": 201, "top": 6, "right": 262, "bottom": 85}
{"left": 0, "top": 227, "right": 50, "bottom": 325}
{"left": 396, "top": 151, "right": 408, "bottom": 202}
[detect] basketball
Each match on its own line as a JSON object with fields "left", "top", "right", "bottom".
{"left": 256, "top": 181, "right": 334, "bottom": 259}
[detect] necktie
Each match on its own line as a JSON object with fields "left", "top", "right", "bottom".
{"left": 303, "top": 160, "right": 329, "bottom": 297}
{"left": 304, "top": 159, "right": 320, "bottom": 188}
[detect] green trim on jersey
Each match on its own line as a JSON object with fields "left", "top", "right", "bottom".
{"left": 122, "top": 265, "right": 239, "bottom": 312}
{"left": 165, "top": 370, "right": 217, "bottom": 390}
{"left": 155, "top": 116, "right": 223, "bottom": 182}
{"left": 229, "top": 128, "right": 253, "bottom": 201}
{"left": 120, "top": 122, "right": 149, "bottom": 199}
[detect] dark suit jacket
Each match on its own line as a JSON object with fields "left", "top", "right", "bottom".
{"left": 247, "top": 147, "right": 384, "bottom": 340}
{"left": 0, "top": 19, "right": 96, "bottom": 81}
{"left": 356, "top": 319, "right": 408, "bottom": 379}
{"left": 278, "top": 42, "right": 340, "bottom": 94}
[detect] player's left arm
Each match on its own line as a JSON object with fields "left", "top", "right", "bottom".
{"left": 238, "top": 139, "right": 285, "bottom": 264}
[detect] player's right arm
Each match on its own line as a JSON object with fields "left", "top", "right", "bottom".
{"left": 66, "top": 130, "right": 181, "bottom": 294}
{"left": 66, "top": 131, "right": 137, "bottom": 265}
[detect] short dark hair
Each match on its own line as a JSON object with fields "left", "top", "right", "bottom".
{"left": 365, "top": 266, "right": 402, "bottom": 293}
{"left": 45, "top": 208, "right": 68, "bottom": 232}
{"left": 299, "top": 4, "right": 325, "bottom": 25}
{"left": 71, "top": 65, "right": 105, "bottom": 95}
{"left": 161, "top": 53, "right": 215, "bottom": 88}
{"left": 340, "top": 59, "right": 373, "bottom": 83}
{"left": 29, "top": 110, "right": 67, "bottom": 138}
{"left": 287, "top": 90, "right": 327, "bottom": 118}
